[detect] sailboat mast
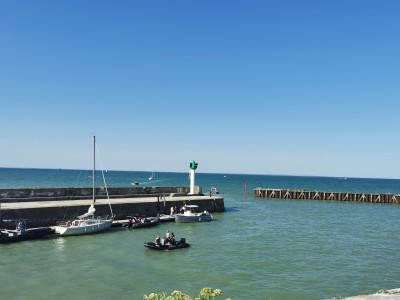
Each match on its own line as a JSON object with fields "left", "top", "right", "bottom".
{"left": 93, "top": 135, "right": 96, "bottom": 204}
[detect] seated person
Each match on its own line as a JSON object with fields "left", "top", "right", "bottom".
{"left": 170, "top": 233, "right": 176, "bottom": 245}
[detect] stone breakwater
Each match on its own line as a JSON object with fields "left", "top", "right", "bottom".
{"left": 0, "top": 187, "right": 224, "bottom": 228}
{"left": 254, "top": 188, "right": 400, "bottom": 204}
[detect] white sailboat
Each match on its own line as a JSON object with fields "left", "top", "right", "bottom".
{"left": 55, "top": 136, "right": 113, "bottom": 236}
{"left": 149, "top": 172, "right": 155, "bottom": 180}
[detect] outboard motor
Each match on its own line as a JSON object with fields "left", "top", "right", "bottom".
{"left": 180, "top": 238, "right": 186, "bottom": 244}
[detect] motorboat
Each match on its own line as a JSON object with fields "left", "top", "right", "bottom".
{"left": 124, "top": 216, "right": 159, "bottom": 228}
{"left": 144, "top": 238, "right": 190, "bottom": 250}
{"left": 0, "top": 220, "right": 54, "bottom": 243}
{"left": 111, "top": 219, "right": 130, "bottom": 228}
{"left": 158, "top": 214, "right": 175, "bottom": 222}
{"left": 174, "top": 205, "right": 213, "bottom": 223}
{"left": 210, "top": 187, "right": 219, "bottom": 195}
{"left": 54, "top": 136, "right": 113, "bottom": 236}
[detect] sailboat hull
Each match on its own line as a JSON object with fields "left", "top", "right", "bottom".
{"left": 55, "top": 219, "right": 112, "bottom": 236}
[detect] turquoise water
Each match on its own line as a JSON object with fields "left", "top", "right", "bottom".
{"left": 1, "top": 168, "right": 400, "bottom": 299}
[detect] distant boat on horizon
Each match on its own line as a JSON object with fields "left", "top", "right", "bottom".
{"left": 149, "top": 172, "right": 155, "bottom": 181}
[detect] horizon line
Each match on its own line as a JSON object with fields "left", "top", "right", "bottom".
{"left": 0, "top": 166, "right": 399, "bottom": 181}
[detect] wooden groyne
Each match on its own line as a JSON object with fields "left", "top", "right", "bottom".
{"left": 254, "top": 188, "right": 400, "bottom": 204}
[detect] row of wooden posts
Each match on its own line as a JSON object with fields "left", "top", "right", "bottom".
{"left": 254, "top": 188, "right": 399, "bottom": 204}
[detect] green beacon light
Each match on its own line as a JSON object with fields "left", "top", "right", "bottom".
{"left": 190, "top": 161, "right": 198, "bottom": 170}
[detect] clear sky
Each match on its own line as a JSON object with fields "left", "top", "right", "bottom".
{"left": 1, "top": 1, "right": 399, "bottom": 178}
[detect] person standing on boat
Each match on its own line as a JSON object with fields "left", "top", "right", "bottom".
{"left": 170, "top": 206, "right": 174, "bottom": 216}
{"left": 166, "top": 230, "right": 170, "bottom": 239}
{"left": 16, "top": 221, "right": 26, "bottom": 234}
{"left": 155, "top": 235, "right": 161, "bottom": 245}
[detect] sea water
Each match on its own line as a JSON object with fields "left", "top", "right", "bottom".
{"left": 0, "top": 168, "right": 399, "bottom": 300}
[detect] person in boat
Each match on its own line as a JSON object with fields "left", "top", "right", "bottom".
{"left": 170, "top": 232, "right": 176, "bottom": 245}
{"left": 16, "top": 221, "right": 26, "bottom": 234}
{"left": 170, "top": 206, "right": 174, "bottom": 216}
{"left": 155, "top": 235, "right": 161, "bottom": 245}
{"left": 166, "top": 230, "right": 170, "bottom": 239}
{"left": 165, "top": 235, "right": 175, "bottom": 246}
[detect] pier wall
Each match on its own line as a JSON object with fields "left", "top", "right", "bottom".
{"left": 0, "top": 186, "right": 201, "bottom": 202}
{"left": 0, "top": 186, "right": 223, "bottom": 228}
{"left": 0, "top": 196, "right": 224, "bottom": 228}
{"left": 254, "top": 188, "right": 400, "bottom": 204}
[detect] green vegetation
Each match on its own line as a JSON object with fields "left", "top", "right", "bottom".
{"left": 143, "top": 288, "right": 231, "bottom": 300}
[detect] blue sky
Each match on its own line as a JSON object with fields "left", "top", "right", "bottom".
{"left": 1, "top": 1, "right": 399, "bottom": 178}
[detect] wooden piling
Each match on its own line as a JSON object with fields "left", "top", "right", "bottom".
{"left": 254, "top": 188, "right": 400, "bottom": 204}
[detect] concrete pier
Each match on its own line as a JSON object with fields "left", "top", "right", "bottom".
{"left": 0, "top": 186, "right": 200, "bottom": 203}
{"left": 254, "top": 188, "right": 399, "bottom": 204}
{"left": 0, "top": 187, "right": 224, "bottom": 228}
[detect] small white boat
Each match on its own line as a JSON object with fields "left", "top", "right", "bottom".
{"left": 158, "top": 214, "right": 175, "bottom": 222}
{"left": 149, "top": 172, "right": 155, "bottom": 180}
{"left": 174, "top": 205, "right": 213, "bottom": 223}
{"left": 210, "top": 187, "right": 219, "bottom": 195}
{"left": 54, "top": 136, "right": 113, "bottom": 236}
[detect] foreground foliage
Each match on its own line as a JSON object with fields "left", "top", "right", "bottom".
{"left": 143, "top": 288, "right": 231, "bottom": 300}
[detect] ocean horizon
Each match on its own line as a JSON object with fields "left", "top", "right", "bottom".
{"left": 2, "top": 166, "right": 400, "bottom": 180}
{"left": 1, "top": 167, "right": 400, "bottom": 197}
